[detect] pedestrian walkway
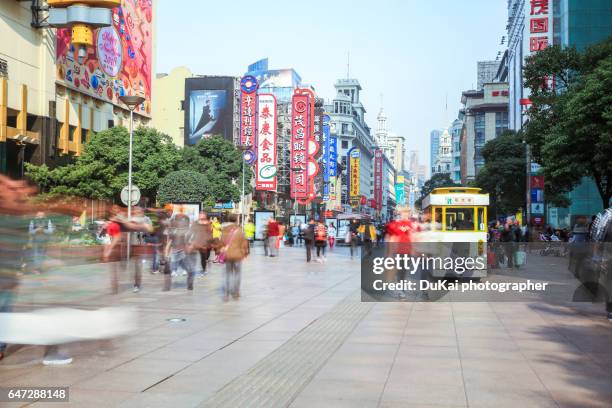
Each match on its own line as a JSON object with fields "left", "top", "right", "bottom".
{"left": 1, "top": 245, "right": 612, "bottom": 407}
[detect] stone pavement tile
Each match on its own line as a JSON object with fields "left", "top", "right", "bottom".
{"left": 2, "top": 367, "right": 100, "bottom": 388}
{"left": 397, "top": 326, "right": 456, "bottom": 338}
{"left": 565, "top": 334, "right": 612, "bottom": 353}
{"left": 141, "top": 344, "right": 217, "bottom": 362}
{"left": 548, "top": 388, "right": 612, "bottom": 408}
{"left": 111, "top": 357, "right": 193, "bottom": 375}
{"left": 289, "top": 396, "right": 379, "bottom": 408}
{"left": 380, "top": 380, "right": 467, "bottom": 407}
{"left": 465, "top": 387, "right": 558, "bottom": 408}
{"left": 328, "top": 343, "right": 397, "bottom": 366}
{"left": 395, "top": 345, "right": 460, "bottom": 359}
{"left": 459, "top": 347, "right": 525, "bottom": 360}
{"left": 460, "top": 357, "right": 534, "bottom": 374}
{"left": 297, "top": 378, "right": 385, "bottom": 402}
{"left": 514, "top": 338, "right": 582, "bottom": 353}
{"left": 116, "top": 391, "right": 205, "bottom": 408}
{"left": 457, "top": 336, "right": 518, "bottom": 350}
{"left": 144, "top": 370, "right": 233, "bottom": 396}
{"left": 314, "top": 362, "right": 392, "bottom": 383}
{"left": 72, "top": 370, "right": 171, "bottom": 393}
{"left": 379, "top": 404, "right": 465, "bottom": 408}
{"left": 28, "top": 389, "right": 135, "bottom": 408}
{"left": 401, "top": 335, "right": 458, "bottom": 347}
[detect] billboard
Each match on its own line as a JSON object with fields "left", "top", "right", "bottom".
{"left": 185, "top": 76, "right": 236, "bottom": 145}
{"left": 249, "top": 69, "right": 301, "bottom": 90}
{"left": 255, "top": 94, "right": 277, "bottom": 191}
{"left": 55, "top": 1, "right": 153, "bottom": 116}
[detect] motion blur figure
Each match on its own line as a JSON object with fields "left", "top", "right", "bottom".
{"left": 28, "top": 211, "right": 55, "bottom": 274}
{"left": 220, "top": 214, "right": 249, "bottom": 301}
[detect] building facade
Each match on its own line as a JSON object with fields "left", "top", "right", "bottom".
{"left": 477, "top": 61, "right": 500, "bottom": 89}
{"left": 326, "top": 78, "right": 376, "bottom": 214}
{"left": 152, "top": 66, "right": 193, "bottom": 147}
{"left": 450, "top": 117, "right": 463, "bottom": 184}
{"left": 432, "top": 128, "right": 452, "bottom": 176}
{"left": 429, "top": 129, "right": 441, "bottom": 177}
{"left": 460, "top": 82, "right": 509, "bottom": 183}
{"left": 0, "top": 1, "right": 154, "bottom": 178}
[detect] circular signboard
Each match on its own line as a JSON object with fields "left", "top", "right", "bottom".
{"left": 121, "top": 185, "right": 141, "bottom": 206}
{"left": 243, "top": 149, "right": 256, "bottom": 165}
{"left": 259, "top": 164, "right": 277, "bottom": 179}
{"left": 240, "top": 75, "right": 258, "bottom": 93}
{"left": 97, "top": 26, "right": 123, "bottom": 77}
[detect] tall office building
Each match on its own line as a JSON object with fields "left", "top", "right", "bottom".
{"left": 429, "top": 129, "right": 441, "bottom": 177}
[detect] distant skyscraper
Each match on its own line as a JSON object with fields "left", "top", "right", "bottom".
{"left": 477, "top": 61, "right": 499, "bottom": 89}
{"left": 432, "top": 128, "right": 452, "bottom": 176}
{"left": 429, "top": 130, "right": 442, "bottom": 176}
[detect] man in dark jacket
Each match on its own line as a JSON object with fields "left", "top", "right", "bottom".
{"left": 303, "top": 218, "right": 316, "bottom": 262}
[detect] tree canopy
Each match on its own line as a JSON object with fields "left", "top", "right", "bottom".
{"left": 157, "top": 170, "right": 210, "bottom": 206}
{"left": 523, "top": 37, "right": 612, "bottom": 208}
{"left": 474, "top": 131, "right": 526, "bottom": 217}
{"left": 26, "top": 126, "right": 181, "bottom": 201}
{"left": 416, "top": 173, "right": 459, "bottom": 208}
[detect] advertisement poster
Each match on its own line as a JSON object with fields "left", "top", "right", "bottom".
{"left": 170, "top": 203, "right": 200, "bottom": 223}
{"left": 255, "top": 210, "right": 275, "bottom": 240}
{"left": 290, "top": 215, "right": 306, "bottom": 228}
{"left": 329, "top": 137, "right": 338, "bottom": 177}
{"left": 255, "top": 94, "right": 277, "bottom": 191}
{"left": 322, "top": 115, "right": 331, "bottom": 201}
{"left": 55, "top": 0, "right": 153, "bottom": 116}
{"left": 188, "top": 90, "right": 228, "bottom": 144}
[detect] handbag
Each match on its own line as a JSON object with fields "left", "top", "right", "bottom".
{"left": 219, "top": 228, "right": 239, "bottom": 263}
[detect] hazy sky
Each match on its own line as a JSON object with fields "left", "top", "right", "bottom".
{"left": 156, "top": 0, "right": 507, "bottom": 170}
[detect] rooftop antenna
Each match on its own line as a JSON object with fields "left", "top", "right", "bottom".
{"left": 346, "top": 51, "right": 350, "bottom": 78}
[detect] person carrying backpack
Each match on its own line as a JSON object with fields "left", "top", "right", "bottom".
{"left": 220, "top": 214, "right": 249, "bottom": 300}
{"left": 314, "top": 220, "right": 328, "bottom": 263}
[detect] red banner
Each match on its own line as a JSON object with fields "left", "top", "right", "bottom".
{"left": 291, "top": 91, "right": 311, "bottom": 199}
{"left": 240, "top": 76, "right": 258, "bottom": 146}
{"left": 374, "top": 149, "right": 383, "bottom": 211}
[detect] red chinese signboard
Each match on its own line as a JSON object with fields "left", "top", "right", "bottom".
{"left": 531, "top": 175, "right": 545, "bottom": 189}
{"left": 291, "top": 90, "right": 312, "bottom": 200}
{"left": 527, "top": 0, "right": 551, "bottom": 54}
{"left": 255, "top": 94, "right": 277, "bottom": 191}
{"left": 374, "top": 149, "right": 383, "bottom": 212}
{"left": 240, "top": 75, "right": 258, "bottom": 147}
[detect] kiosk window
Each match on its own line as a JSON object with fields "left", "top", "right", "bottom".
{"left": 433, "top": 208, "right": 443, "bottom": 230}
{"left": 445, "top": 208, "right": 475, "bottom": 231}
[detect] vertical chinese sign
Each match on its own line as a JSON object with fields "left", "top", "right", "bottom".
{"left": 255, "top": 94, "right": 277, "bottom": 191}
{"left": 525, "top": 0, "right": 552, "bottom": 225}
{"left": 290, "top": 90, "right": 311, "bottom": 200}
{"left": 374, "top": 149, "right": 383, "bottom": 212}
{"left": 240, "top": 75, "right": 258, "bottom": 147}
{"left": 322, "top": 114, "right": 331, "bottom": 201}
{"left": 349, "top": 149, "right": 361, "bottom": 204}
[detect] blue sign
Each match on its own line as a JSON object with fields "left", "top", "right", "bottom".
{"left": 530, "top": 188, "right": 544, "bottom": 203}
{"left": 240, "top": 75, "right": 258, "bottom": 93}
{"left": 395, "top": 184, "right": 406, "bottom": 206}
{"left": 243, "top": 149, "right": 256, "bottom": 165}
{"left": 322, "top": 115, "right": 331, "bottom": 201}
{"left": 329, "top": 137, "right": 337, "bottom": 177}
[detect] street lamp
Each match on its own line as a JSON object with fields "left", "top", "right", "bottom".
{"left": 119, "top": 95, "right": 144, "bottom": 261}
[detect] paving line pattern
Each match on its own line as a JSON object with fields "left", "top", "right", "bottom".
{"left": 199, "top": 290, "right": 372, "bottom": 408}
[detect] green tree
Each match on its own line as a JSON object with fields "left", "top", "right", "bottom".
{"left": 416, "top": 173, "right": 459, "bottom": 208}
{"left": 157, "top": 170, "right": 209, "bottom": 205}
{"left": 180, "top": 136, "right": 252, "bottom": 203}
{"left": 26, "top": 126, "right": 182, "bottom": 201}
{"left": 523, "top": 37, "right": 612, "bottom": 208}
{"left": 474, "top": 131, "right": 526, "bottom": 218}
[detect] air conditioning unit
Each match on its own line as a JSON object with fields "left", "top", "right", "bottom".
{"left": 0, "top": 58, "right": 8, "bottom": 79}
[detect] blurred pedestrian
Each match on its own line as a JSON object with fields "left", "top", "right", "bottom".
{"left": 358, "top": 220, "right": 376, "bottom": 256}
{"left": 244, "top": 217, "right": 256, "bottom": 247}
{"left": 166, "top": 213, "right": 196, "bottom": 291}
{"left": 292, "top": 224, "right": 302, "bottom": 246}
{"left": 28, "top": 211, "right": 54, "bottom": 274}
{"left": 190, "top": 211, "right": 213, "bottom": 276}
{"left": 327, "top": 223, "right": 336, "bottom": 250}
{"left": 315, "top": 221, "right": 328, "bottom": 262}
{"left": 211, "top": 216, "right": 222, "bottom": 262}
{"left": 349, "top": 220, "right": 359, "bottom": 258}
{"left": 303, "top": 218, "right": 316, "bottom": 262}
{"left": 267, "top": 217, "right": 280, "bottom": 257}
{"left": 220, "top": 214, "right": 249, "bottom": 300}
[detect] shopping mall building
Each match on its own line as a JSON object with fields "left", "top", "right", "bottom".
{"left": 0, "top": 1, "right": 154, "bottom": 178}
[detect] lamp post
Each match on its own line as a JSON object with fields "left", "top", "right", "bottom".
{"left": 238, "top": 144, "right": 253, "bottom": 228}
{"left": 119, "top": 95, "right": 145, "bottom": 260}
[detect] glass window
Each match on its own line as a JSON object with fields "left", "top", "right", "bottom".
{"left": 445, "top": 208, "right": 475, "bottom": 231}
{"left": 341, "top": 140, "right": 348, "bottom": 149}
{"left": 342, "top": 123, "right": 349, "bottom": 134}
{"left": 477, "top": 207, "right": 486, "bottom": 231}
{"left": 433, "top": 208, "right": 443, "bottom": 230}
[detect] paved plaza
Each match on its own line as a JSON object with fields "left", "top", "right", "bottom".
{"left": 1, "top": 245, "right": 612, "bottom": 407}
